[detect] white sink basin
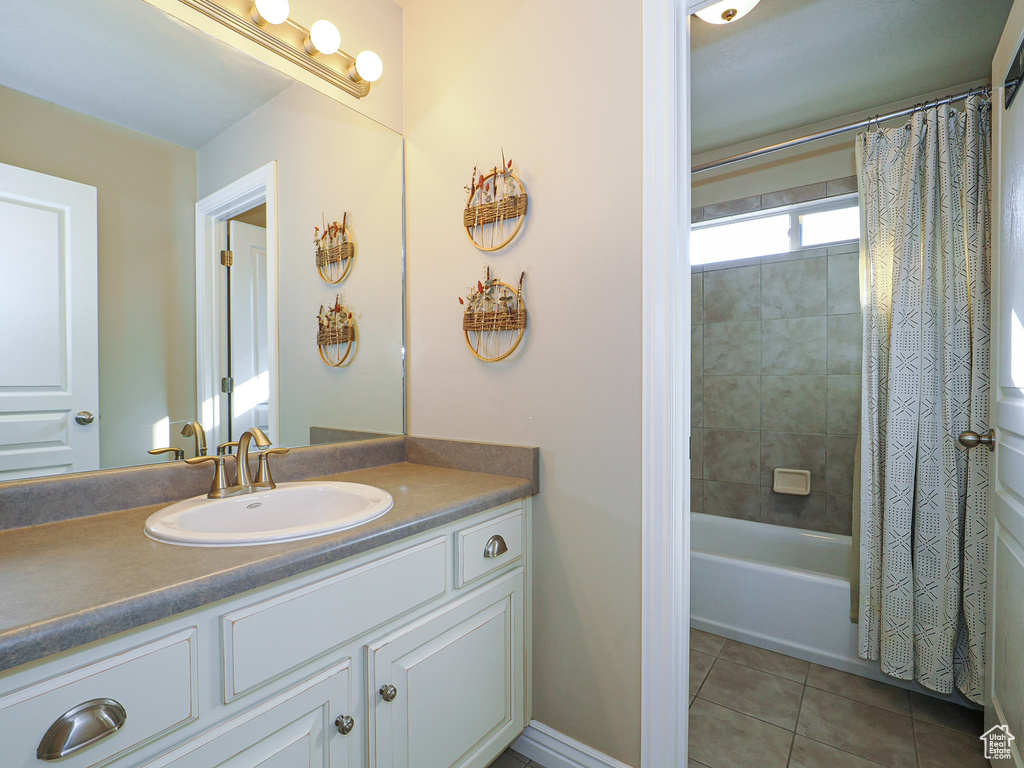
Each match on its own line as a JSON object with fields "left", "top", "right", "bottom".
{"left": 145, "top": 482, "right": 394, "bottom": 547}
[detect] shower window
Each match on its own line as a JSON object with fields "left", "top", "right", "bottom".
{"left": 691, "top": 193, "right": 859, "bottom": 266}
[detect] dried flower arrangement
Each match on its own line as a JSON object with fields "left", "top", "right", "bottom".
{"left": 317, "top": 293, "right": 356, "bottom": 366}
{"left": 463, "top": 150, "right": 528, "bottom": 251}
{"left": 459, "top": 266, "right": 527, "bottom": 362}
{"left": 315, "top": 212, "right": 355, "bottom": 283}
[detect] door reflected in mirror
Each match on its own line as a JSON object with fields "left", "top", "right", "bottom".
{"left": 0, "top": 0, "right": 404, "bottom": 482}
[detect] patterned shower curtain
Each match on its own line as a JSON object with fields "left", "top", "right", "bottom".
{"left": 856, "top": 94, "right": 991, "bottom": 702}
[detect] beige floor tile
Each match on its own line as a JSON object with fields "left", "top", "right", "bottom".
{"left": 691, "top": 648, "right": 715, "bottom": 695}
{"left": 914, "top": 721, "right": 990, "bottom": 768}
{"left": 788, "top": 736, "right": 888, "bottom": 768}
{"left": 488, "top": 749, "right": 527, "bottom": 768}
{"left": 692, "top": 628, "right": 726, "bottom": 656}
{"left": 909, "top": 692, "right": 984, "bottom": 736}
{"left": 698, "top": 658, "right": 804, "bottom": 729}
{"left": 688, "top": 698, "right": 793, "bottom": 768}
{"left": 805, "top": 664, "right": 910, "bottom": 714}
{"left": 718, "top": 639, "right": 809, "bottom": 682}
{"left": 796, "top": 688, "right": 916, "bottom": 768}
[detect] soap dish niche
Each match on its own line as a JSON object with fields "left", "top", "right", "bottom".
{"left": 773, "top": 468, "right": 811, "bottom": 496}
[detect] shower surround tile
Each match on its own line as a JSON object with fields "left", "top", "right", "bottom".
{"left": 703, "top": 265, "right": 761, "bottom": 323}
{"left": 692, "top": 272, "right": 704, "bottom": 324}
{"left": 705, "top": 376, "right": 760, "bottom": 430}
{"left": 704, "top": 481, "right": 761, "bottom": 522}
{"left": 761, "top": 376, "right": 827, "bottom": 433}
{"left": 760, "top": 489, "right": 829, "bottom": 532}
{"left": 826, "top": 435, "right": 857, "bottom": 496}
{"left": 691, "top": 430, "right": 703, "bottom": 480}
{"left": 762, "top": 317, "right": 827, "bottom": 374}
{"left": 828, "top": 252, "right": 862, "bottom": 315}
{"left": 703, "top": 429, "right": 759, "bottom": 485}
{"left": 760, "top": 432, "right": 827, "bottom": 490}
{"left": 827, "top": 314, "right": 863, "bottom": 374}
{"left": 703, "top": 321, "right": 761, "bottom": 375}
{"left": 762, "top": 257, "right": 827, "bottom": 319}
{"left": 827, "top": 375, "right": 861, "bottom": 435}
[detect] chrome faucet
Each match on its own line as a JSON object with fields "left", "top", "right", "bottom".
{"left": 181, "top": 421, "right": 207, "bottom": 457}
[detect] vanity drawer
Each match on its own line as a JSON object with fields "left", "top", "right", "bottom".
{"left": 222, "top": 536, "right": 448, "bottom": 700}
{"left": 0, "top": 628, "right": 198, "bottom": 768}
{"left": 457, "top": 506, "right": 524, "bottom": 587}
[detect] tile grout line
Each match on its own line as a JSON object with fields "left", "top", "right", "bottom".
{"left": 784, "top": 678, "right": 807, "bottom": 768}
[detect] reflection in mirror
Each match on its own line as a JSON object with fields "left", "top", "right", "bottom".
{"left": 0, "top": 0, "right": 404, "bottom": 482}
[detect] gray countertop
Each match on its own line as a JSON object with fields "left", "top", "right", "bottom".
{"left": 0, "top": 462, "right": 533, "bottom": 673}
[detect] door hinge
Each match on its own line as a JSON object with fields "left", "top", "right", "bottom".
{"left": 220, "top": 249, "right": 233, "bottom": 267}
{"left": 221, "top": 377, "right": 234, "bottom": 394}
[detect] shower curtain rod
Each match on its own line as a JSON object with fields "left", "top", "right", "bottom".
{"left": 692, "top": 84, "right": 992, "bottom": 175}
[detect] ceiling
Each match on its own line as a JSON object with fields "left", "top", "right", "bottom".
{"left": 0, "top": 0, "right": 293, "bottom": 150}
{"left": 691, "top": 0, "right": 1013, "bottom": 155}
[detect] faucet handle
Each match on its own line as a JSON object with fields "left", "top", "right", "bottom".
{"left": 148, "top": 447, "right": 184, "bottom": 461}
{"left": 256, "top": 448, "right": 290, "bottom": 489}
{"left": 217, "top": 441, "right": 240, "bottom": 456}
{"left": 185, "top": 455, "right": 231, "bottom": 498}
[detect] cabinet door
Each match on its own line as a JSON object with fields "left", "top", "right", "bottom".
{"left": 368, "top": 571, "right": 524, "bottom": 768}
{"left": 140, "top": 661, "right": 354, "bottom": 768}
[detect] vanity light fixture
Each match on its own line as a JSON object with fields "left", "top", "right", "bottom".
{"left": 694, "top": 0, "right": 760, "bottom": 24}
{"left": 172, "top": 0, "right": 381, "bottom": 98}
{"left": 352, "top": 51, "right": 384, "bottom": 83}
{"left": 249, "top": 0, "right": 289, "bottom": 25}
{"left": 305, "top": 19, "right": 341, "bottom": 55}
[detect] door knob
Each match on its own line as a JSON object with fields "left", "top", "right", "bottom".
{"left": 379, "top": 684, "right": 398, "bottom": 702}
{"left": 958, "top": 429, "right": 995, "bottom": 452}
{"left": 74, "top": 411, "right": 94, "bottom": 425}
{"left": 335, "top": 715, "right": 355, "bottom": 735}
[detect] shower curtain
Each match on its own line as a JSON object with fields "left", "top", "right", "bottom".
{"left": 856, "top": 94, "right": 991, "bottom": 702}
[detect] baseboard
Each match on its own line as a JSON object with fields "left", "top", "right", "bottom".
{"left": 511, "top": 721, "right": 634, "bottom": 768}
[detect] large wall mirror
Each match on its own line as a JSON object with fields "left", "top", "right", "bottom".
{"left": 0, "top": 0, "right": 404, "bottom": 482}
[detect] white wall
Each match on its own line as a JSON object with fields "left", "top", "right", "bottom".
{"left": 198, "top": 82, "right": 405, "bottom": 445}
{"left": 403, "top": 0, "right": 643, "bottom": 764}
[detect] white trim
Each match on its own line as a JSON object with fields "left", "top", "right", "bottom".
{"left": 641, "top": 0, "right": 691, "bottom": 766}
{"left": 512, "top": 721, "right": 633, "bottom": 768}
{"left": 195, "top": 162, "right": 280, "bottom": 449}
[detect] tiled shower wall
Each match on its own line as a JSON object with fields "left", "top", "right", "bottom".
{"left": 690, "top": 242, "right": 862, "bottom": 535}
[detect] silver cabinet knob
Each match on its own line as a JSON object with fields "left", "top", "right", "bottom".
{"left": 335, "top": 715, "right": 355, "bottom": 735}
{"left": 958, "top": 429, "right": 996, "bottom": 452}
{"left": 379, "top": 684, "right": 398, "bottom": 702}
{"left": 74, "top": 411, "right": 95, "bottom": 425}
{"left": 483, "top": 534, "right": 509, "bottom": 559}
{"left": 37, "top": 698, "right": 126, "bottom": 760}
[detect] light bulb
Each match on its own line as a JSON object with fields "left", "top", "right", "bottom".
{"left": 353, "top": 51, "right": 383, "bottom": 83}
{"left": 694, "top": 0, "right": 759, "bottom": 24}
{"left": 308, "top": 20, "right": 341, "bottom": 55}
{"left": 250, "top": 0, "right": 289, "bottom": 25}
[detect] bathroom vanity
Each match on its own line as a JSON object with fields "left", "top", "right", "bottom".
{"left": 0, "top": 439, "right": 536, "bottom": 768}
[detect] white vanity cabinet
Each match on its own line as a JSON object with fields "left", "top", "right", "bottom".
{"left": 0, "top": 500, "right": 529, "bottom": 768}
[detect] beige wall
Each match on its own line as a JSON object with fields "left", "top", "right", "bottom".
{"left": 0, "top": 85, "right": 197, "bottom": 470}
{"left": 692, "top": 79, "right": 988, "bottom": 208}
{"left": 403, "top": 0, "right": 643, "bottom": 764}
{"left": 198, "top": 83, "right": 405, "bottom": 445}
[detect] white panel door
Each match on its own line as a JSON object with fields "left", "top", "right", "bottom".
{"left": 367, "top": 572, "right": 524, "bottom": 768}
{"left": 229, "top": 220, "right": 270, "bottom": 438}
{"left": 0, "top": 162, "right": 98, "bottom": 480}
{"left": 989, "top": 8, "right": 1024, "bottom": 765}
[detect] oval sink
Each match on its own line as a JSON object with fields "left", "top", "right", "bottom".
{"left": 145, "top": 482, "right": 394, "bottom": 547}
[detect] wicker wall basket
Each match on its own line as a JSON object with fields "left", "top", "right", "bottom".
{"left": 462, "top": 280, "right": 527, "bottom": 362}
{"left": 317, "top": 298, "right": 357, "bottom": 367}
{"left": 464, "top": 169, "right": 528, "bottom": 252}
{"left": 315, "top": 219, "right": 355, "bottom": 284}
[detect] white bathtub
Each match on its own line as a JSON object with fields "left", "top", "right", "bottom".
{"left": 690, "top": 512, "right": 888, "bottom": 682}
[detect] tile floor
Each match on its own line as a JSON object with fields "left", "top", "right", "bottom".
{"left": 689, "top": 628, "right": 989, "bottom": 768}
{"left": 489, "top": 748, "right": 548, "bottom": 768}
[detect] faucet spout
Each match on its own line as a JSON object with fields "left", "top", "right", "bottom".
{"left": 235, "top": 427, "right": 272, "bottom": 490}
{"left": 180, "top": 421, "right": 207, "bottom": 457}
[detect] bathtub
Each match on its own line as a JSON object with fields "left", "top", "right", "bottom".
{"left": 689, "top": 512, "right": 886, "bottom": 682}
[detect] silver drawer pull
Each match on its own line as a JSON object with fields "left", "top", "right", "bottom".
{"left": 37, "top": 698, "right": 127, "bottom": 761}
{"left": 379, "top": 684, "right": 398, "bottom": 702}
{"left": 483, "top": 535, "right": 508, "bottom": 559}
{"left": 335, "top": 715, "right": 355, "bottom": 735}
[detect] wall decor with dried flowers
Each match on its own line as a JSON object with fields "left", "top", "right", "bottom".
{"left": 459, "top": 267, "right": 527, "bottom": 362}
{"left": 317, "top": 293, "right": 357, "bottom": 367}
{"left": 464, "top": 152, "right": 528, "bottom": 252}
{"left": 315, "top": 213, "right": 355, "bottom": 283}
